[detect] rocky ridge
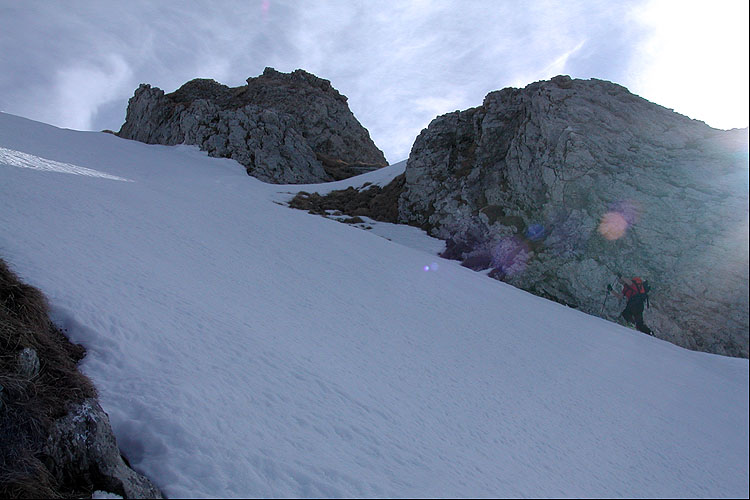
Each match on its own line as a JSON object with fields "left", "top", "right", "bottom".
{"left": 117, "top": 67, "right": 387, "bottom": 183}
{"left": 397, "top": 75, "right": 749, "bottom": 357}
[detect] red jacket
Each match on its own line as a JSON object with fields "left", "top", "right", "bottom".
{"left": 622, "top": 277, "right": 647, "bottom": 299}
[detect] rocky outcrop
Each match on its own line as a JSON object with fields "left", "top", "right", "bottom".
{"left": 398, "top": 75, "right": 749, "bottom": 358}
{"left": 117, "top": 67, "right": 387, "bottom": 183}
{"left": 44, "top": 399, "right": 163, "bottom": 499}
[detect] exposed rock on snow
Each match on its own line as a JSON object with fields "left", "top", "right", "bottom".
{"left": 117, "top": 67, "right": 387, "bottom": 183}
{"left": 398, "top": 75, "right": 749, "bottom": 357}
{"left": 44, "top": 399, "right": 163, "bottom": 499}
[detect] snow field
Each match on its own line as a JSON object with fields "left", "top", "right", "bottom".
{"left": 1, "top": 112, "right": 748, "bottom": 498}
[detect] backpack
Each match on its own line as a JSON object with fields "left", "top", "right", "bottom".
{"left": 623, "top": 277, "right": 651, "bottom": 308}
{"left": 641, "top": 279, "right": 651, "bottom": 308}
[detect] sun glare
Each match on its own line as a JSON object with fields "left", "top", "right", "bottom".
{"left": 629, "top": 0, "right": 749, "bottom": 130}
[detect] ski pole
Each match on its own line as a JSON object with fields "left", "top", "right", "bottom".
{"left": 601, "top": 284, "right": 613, "bottom": 313}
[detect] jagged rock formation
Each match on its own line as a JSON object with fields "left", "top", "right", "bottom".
{"left": 117, "top": 67, "right": 387, "bottom": 183}
{"left": 0, "top": 258, "right": 163, "bottom": 498}
{"left": 397, "top": 75, "right": 748, "bottom": 357}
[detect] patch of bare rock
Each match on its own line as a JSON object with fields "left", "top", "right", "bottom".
{"left": 118, "top": 67, "right": 387, "bottom": 184}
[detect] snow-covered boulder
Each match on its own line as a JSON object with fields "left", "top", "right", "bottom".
{"left": 117, "top": 68, "right": 387, "bottom": 183}
{"left": 398, "top": 75, "right": 749, "bottom": 357}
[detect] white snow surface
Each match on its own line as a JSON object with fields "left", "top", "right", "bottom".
{"left": 1, "top": 112, "right": 747, "bottom": 498}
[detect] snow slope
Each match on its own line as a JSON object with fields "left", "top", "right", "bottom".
{"left": 1, "top": 112, "right": 747, "bottom": 498}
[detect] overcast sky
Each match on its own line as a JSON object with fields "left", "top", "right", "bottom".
{"left": 1, "top": 0, "right": 748, "bottom": 163}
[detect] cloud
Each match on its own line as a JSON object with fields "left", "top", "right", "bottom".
{"left": 628, "top": 0, "right": 750, "bottom": 130}
{"left": 1, "top": 0, "right": 746, "bottom": 165}
{"left": 53, "top": 54, "right": 133, "bottom": 130}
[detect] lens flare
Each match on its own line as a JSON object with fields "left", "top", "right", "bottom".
{"left": 598, "top": 211, "right": 628, "bottom": 240}
{"left": 491, "top": 236, "right": 530, "bottom": 276}
{"left": 598, "top": 200, "right": 641, "bottom": 240}
{"left": 526, "top": 223, "right": 545, "bottom": 241}
{"left": 611, "top": 199, "right": 640, "bottom": 226}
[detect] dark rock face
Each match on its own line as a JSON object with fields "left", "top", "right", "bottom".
{"left": 117, "top": 67, "right": 387, "bottom": 183}
{"left": 44, "top": 399, "right": 163, "bottom": 499}
{"left": 398, "top": 75, "right": 749, "bottom": 358}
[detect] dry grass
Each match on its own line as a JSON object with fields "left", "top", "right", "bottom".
{"left": 0, "top": 258, "right": 97, "bottom": 498}
{"left": 288, "top": 173, "right": 405, "bottom": 223}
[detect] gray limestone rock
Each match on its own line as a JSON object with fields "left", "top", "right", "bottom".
{"left": 117, "top": 68, "right": 387, "bottom": 183}
{"left": 17, "top": 347, "right": 40, "bottom": 379}
{"left": 44, "top": 399, "right": 163, "bottom": 499}
{"left": 399, "top": 75, "right": 749, "bottom": 358}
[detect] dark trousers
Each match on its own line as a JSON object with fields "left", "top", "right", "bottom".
{"left": 622, "top": 294, "right": 652, "bottom": 335}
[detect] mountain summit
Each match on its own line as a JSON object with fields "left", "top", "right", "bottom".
{"left": 117, "top": 67, "right": 387, "bottom": 183}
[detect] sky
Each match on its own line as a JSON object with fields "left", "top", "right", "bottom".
{"left": 1, "top": 0, "right": 748, "bottom": 164}
{"left": 1, "top": 112, "right": 748, "bottom": 498}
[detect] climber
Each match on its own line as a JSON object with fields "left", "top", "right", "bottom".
{"left": 610, "top": 273, "right": 653, "bottom": 335}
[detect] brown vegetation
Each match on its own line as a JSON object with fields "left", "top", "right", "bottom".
{"left": 0, "top": 258, "right": 96, "bottom": 498}
{"left": 288, "top": 173, "right": 405, "bottom": 223}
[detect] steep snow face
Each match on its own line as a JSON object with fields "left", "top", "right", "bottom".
{"left": 1, "top": 112, "right": 748, "bottom": 498}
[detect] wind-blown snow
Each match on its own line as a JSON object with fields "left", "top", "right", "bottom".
{"left": 0, "top": 145, "right": 132, "bottom": 181}
{"left": 1, "top": 112, "right": 747, "bottom": 498}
